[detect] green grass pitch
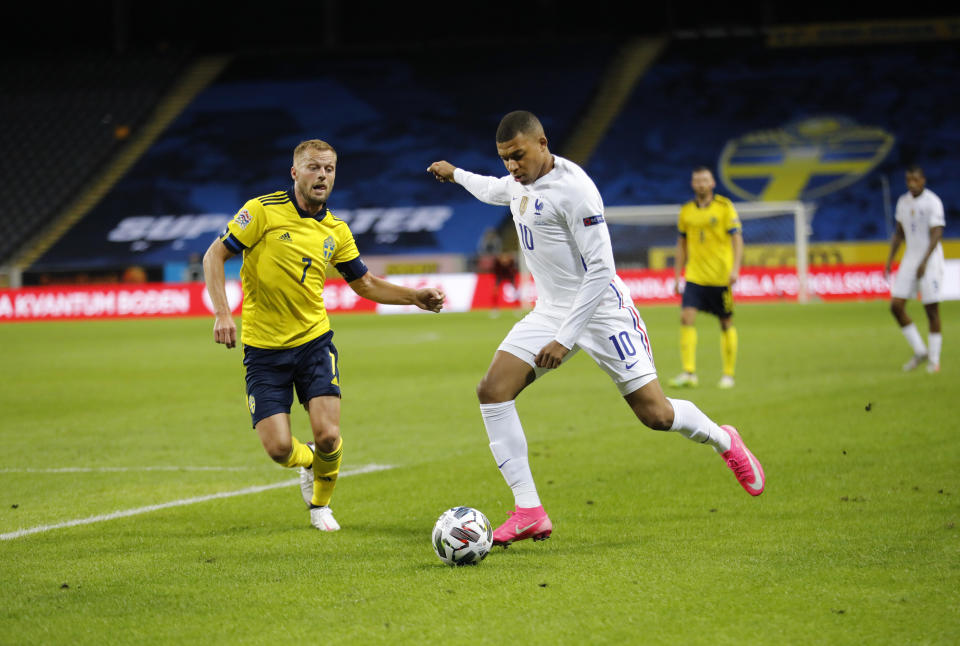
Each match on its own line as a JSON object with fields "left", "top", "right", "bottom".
{"left": 1, "top": 301, "right": 957, "bottom": 644}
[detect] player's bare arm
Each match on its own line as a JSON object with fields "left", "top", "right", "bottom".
{"left": 916, "top": 225, "right": 945, "bottom": 279}
{"left": 348, "top": 272, "right": 446, "bottom": 312}
{"left": 730, "top": 231, "right": 744, "bottom": 285}
{"left": 884, "top": 223, "right": 905, "bottom": 280}
{"left": 426, "top": 161, "right": 457, "bottom": 183}
{"left": 202, "top": 237, "right": 238, "bottom": 348}
{"left": 674, "top": 236, "right": 687, "bottom": 294}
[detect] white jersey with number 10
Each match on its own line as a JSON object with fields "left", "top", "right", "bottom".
{"left": 454, "top": 155, "right": 632, "bottom": 349}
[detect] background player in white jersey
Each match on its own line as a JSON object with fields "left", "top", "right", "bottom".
{"left": 884, "top": 165, "right": 945, "bottom": 373}
{"left": 427, "top": 111, "right": 765, "bottom": 547}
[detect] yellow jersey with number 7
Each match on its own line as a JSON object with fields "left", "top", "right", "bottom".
{"left": 220, "top": 190, "right": 364, "bottom": 349}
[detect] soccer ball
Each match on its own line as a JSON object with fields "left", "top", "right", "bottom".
{"left": 431, "top": 506, "right": 493, "bottom": 566}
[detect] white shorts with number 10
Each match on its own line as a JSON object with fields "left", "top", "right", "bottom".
{"left": 499, "top": 305, "right": 658, "bottom": 396}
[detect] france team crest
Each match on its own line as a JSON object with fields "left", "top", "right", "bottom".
{"left": 719, "top": 115, "right": 894, "bottom": 201}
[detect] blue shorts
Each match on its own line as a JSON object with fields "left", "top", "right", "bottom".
{"left": 682, "top": 282, "right": 734, "bottom": 319}
{"left": 242, "top": 331, "right": 341, "bottom": 427}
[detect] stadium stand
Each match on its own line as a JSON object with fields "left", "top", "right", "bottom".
{"left": 23, "top": 46, "right": 615, "bottom": 276}
{"left": 589, "top": 37, "right": 959, "bottom": 259}
{"left": 0, "top": 51, "right": 191, "bottom": 269}
{"left": 5, "top": 26, "right": 957, "bottom": 282}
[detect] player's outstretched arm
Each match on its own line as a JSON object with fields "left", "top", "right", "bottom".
{"left": 348, "top": 273, "right": 445, "bottom": 313}
{"left": 202, "top": 238, "right": 238, "bottom": 348}
{"left": 426, "top": 161, "right": 457, "bottom": 183}
{"left": 428, "top": 161, "right": 512, "bottom": 206}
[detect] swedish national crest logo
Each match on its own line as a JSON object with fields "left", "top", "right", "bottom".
{"left": 322, "top": 235, "right": 335, "bottom": 261}
{"left": 719, "top": 116, "right": 894, "bottom": 201}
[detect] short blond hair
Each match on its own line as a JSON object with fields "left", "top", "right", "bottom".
{"left": 293, "top": 139, "right": 337, "bottom": 165}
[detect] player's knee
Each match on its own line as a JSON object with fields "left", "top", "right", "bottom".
{"left": 312, "top": 426, "right": 340, "bottom": 454}
{"left": 263, "top": 438, "right": 294, "bottom": 463}
{"left": 476, "top": 378, "right": 496, "bottom": 403}
{"left": 476, "top": 377, "right": 508, "bottom": 404}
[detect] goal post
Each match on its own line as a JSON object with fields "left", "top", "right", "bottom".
{"left": 513, "top": 200, "right": 812, "bottom": 308}
{"left": 603, "top": 200, "right": 813, "bottom": 303}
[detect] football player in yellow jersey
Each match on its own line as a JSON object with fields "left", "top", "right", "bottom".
{"left": 203, "top": 139, "right": 445, "bottom": 532}
{"left": 670, "top": 167, "right": 743, "bottom": 389}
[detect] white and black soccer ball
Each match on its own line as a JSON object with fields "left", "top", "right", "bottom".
{"left": 432, "top": 506, "right": 493, "bottom": 566}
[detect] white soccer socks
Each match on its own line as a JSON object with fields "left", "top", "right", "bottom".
{"left": 901, "top": 323, "right": 928, "bottom": 357}
{"left": 928, "top": 332, "right": 942, "bottom": 366}
{"left": 480, "top": 400, "right": 541, "bottom": 508}
{"left": 667, "top": 397, "right": 731, "bottom": 453}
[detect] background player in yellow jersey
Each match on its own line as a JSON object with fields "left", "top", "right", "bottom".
{"left": 203, "top": 139, "right": 445, "bottom": 532}
{"left": 670, "top": 166, "right": 743, "bottom": 389}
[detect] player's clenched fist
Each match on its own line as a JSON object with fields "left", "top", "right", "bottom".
{"left": 415, "top": 287, "right": 446, "bottom": 313}
{"left": 213, "top": 315, "right": 237, "bottom": 348}
{"left": 427, "top": 161, "right": 456, "bottom": 182}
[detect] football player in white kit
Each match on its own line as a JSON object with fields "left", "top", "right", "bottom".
{"left": 884, "top": 165, "right": 945, "bottom": 373}
{"left": 427, "top": 111, "right": 765, "bottom": 547}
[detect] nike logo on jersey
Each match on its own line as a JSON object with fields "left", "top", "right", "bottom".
{"left": 625, "top": 361, "right": 638, "bottom": 370}
{"left": 497, "top": 459, "right": 510, "bottom": 469}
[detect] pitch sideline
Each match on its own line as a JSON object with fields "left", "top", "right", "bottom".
{"left": 0, "top": 463, "right": 394, "bottom": 541}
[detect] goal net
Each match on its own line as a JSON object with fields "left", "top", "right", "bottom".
{"left": 516, "top": 200, "right": 813, "bottom": 306}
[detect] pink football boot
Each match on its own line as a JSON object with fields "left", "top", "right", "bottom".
{"left": 720, "top": 425, "right": 765, "bottom": 496}
{"left": 492, "top": 505, "right": 553, "bottom": 546}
